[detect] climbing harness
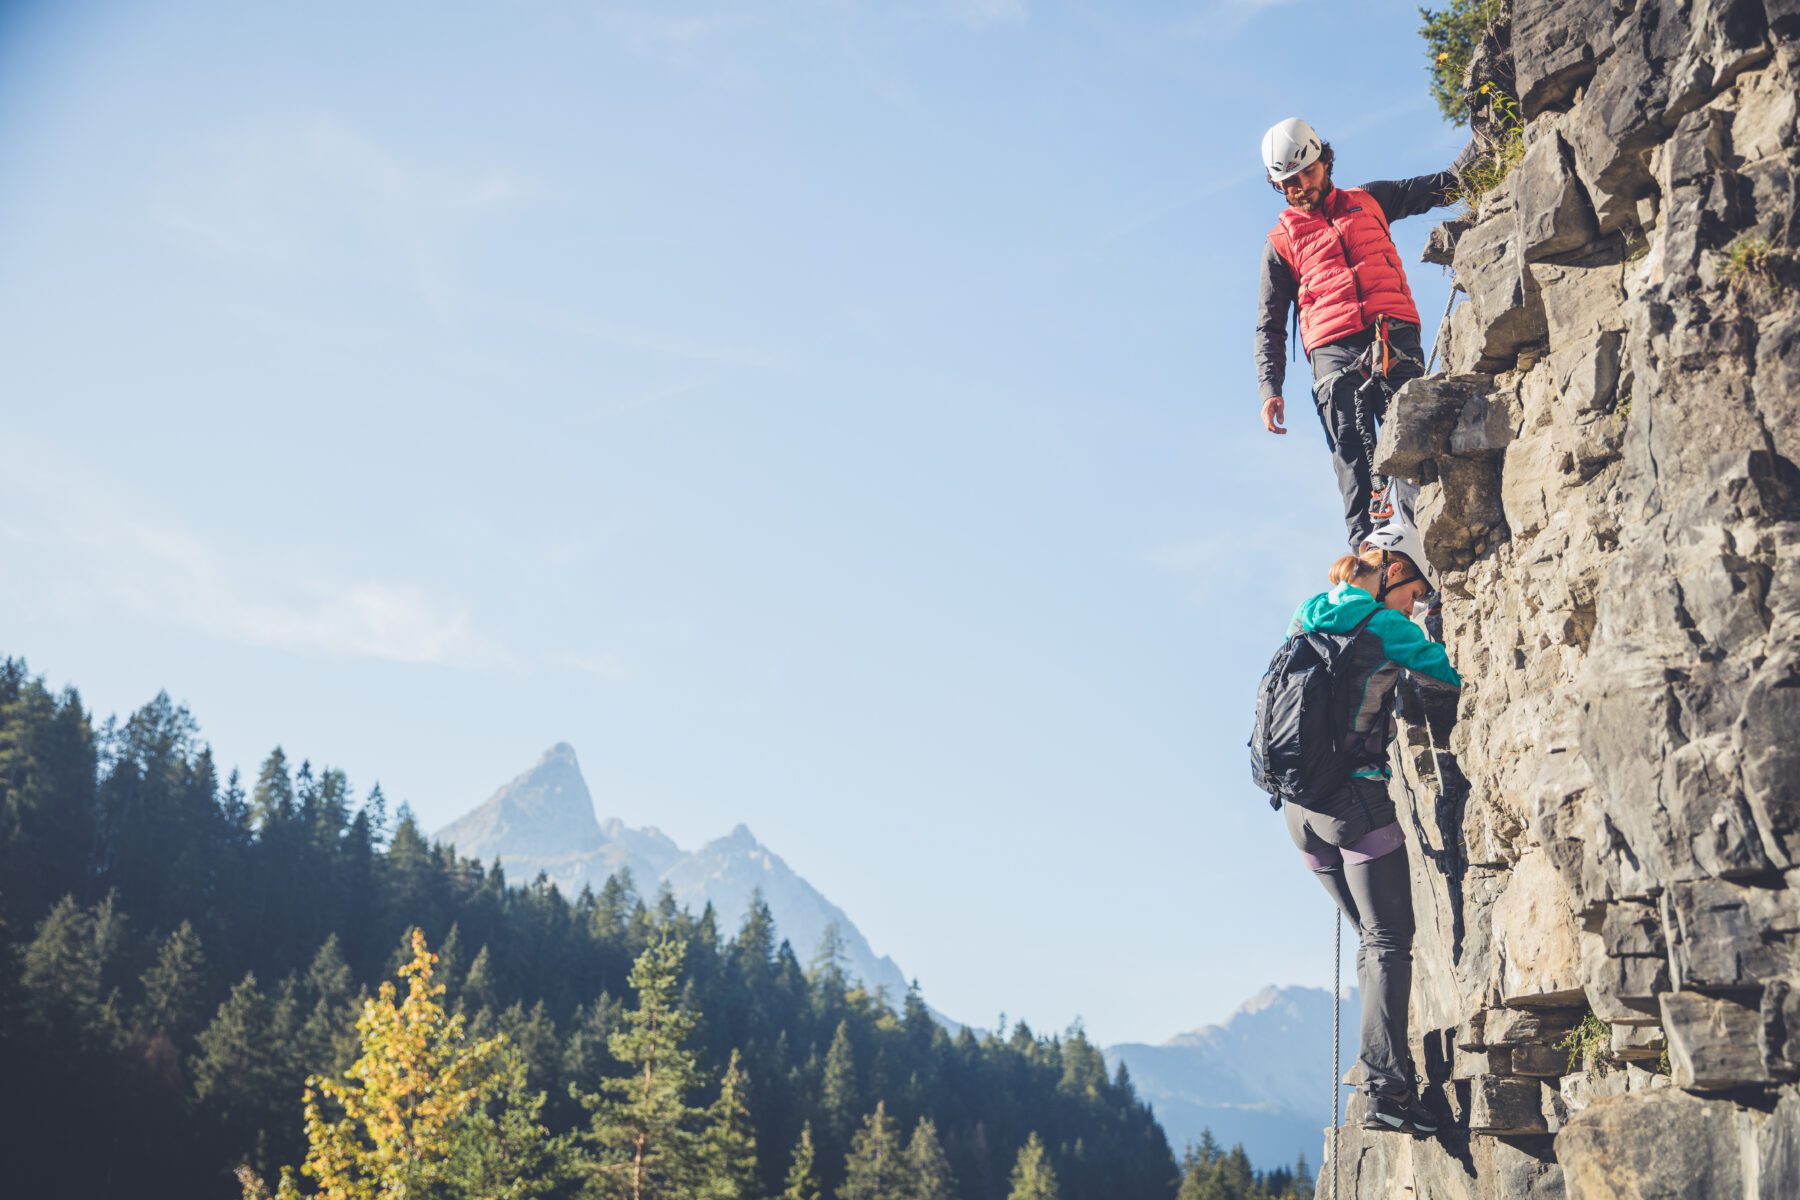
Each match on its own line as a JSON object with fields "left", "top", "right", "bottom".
{"left": 1331, "top": 909, "right": 1341, "bottom": 1200}
{"left": 1312, "top": 318, "right": 1426, "bottom": 534}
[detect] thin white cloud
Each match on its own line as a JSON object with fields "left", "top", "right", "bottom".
{"left": 0, "top": 435, "right": 509, "bottom": 668}
{"left": 155, "top": 117, "right": 532, "bottom": 308}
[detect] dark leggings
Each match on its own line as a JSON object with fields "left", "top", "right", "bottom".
{"left": 1308, "top": 829, "right": 1417, "bottom": 1098}
{"left": 1310, "top": 323, "right": 1426, "bottom": 549}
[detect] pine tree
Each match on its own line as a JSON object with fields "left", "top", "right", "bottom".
{"left": 807, "top": 923, "right": 848, "bottom": 1000}
{"left": 0, "top": 670, "right": 98, "bottom": 925}
{"left": 905, "top": 1117, "right": 957, "bottom": 1200}
{"left": 702, "top": 1049, "right": 759, "bottom": 1199}
{"left": 779, "top": 1124, "right": 821, "bottom": 1200}
{"left": 138, "top": 919, "right": 207, "bottom": 1040}
{"left": 819, "top": 1020, "right": 858, "bottom": 1144}
{"left": 361, "top": 784, "right": 389, "bottom": 846}
{"left": 441, "top": 1051, "right": 572, "bottom": 1200}
{"left": 1007, "top": 1133, "right": 1061, "bottom": 1200}
{"left": 297, "top": 934, "right": 360, "bottom": 1077}
{"left": 500, "top": 998, "right": 562, "bottom": 1097}
{"left": 251, "top": 748, "right": 295, "bottom": 829}
{"left": 563, "top": 993, "right": 624, "bottom": 1093}
{"left": 840, "top": 1100, "right": 908, "bottom": 1200}
{"left": 575, "top": 930, "right": 709, "bottom": 1200}
{"left": 462, "top": 944, "right": 500, "bottom": 1015}
{"left": 194, "top": 970, "right": 289, "bottom": 1150}
{"left": 594, "top": 870, "right": 637, "bottom": 944}
{"left": 1219, "top": 1145, "right": 1256, "bottom": 1199}
{"left": 21, "top": 895, "right": 104, "bottom": 1039}
{"left": 1176, "top": 1142, "right": 1217, "bottom": 1200}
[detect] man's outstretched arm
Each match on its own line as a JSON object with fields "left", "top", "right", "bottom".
{"left": 1361, "top": 140, "right": 1480, "bottom": 223}
{"left": 1255, "top": 241, "right": 1298, "bottom": 433}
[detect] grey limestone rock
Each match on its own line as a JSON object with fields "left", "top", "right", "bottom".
{"left": 1762, "top": 976, "right": 1800, "bottom": 1081}
{"left": 1556, "top": 1089, "right": 1750, "bottom": 1199}
{"left": 1470, "top": 1074, "right": 1552, "bottom": 1135}
{"left": 1452, "top": 177, "right": 1552, "bottom": 367}
{"left": 1517, "top": 130, "right": 1601, "bottom": 261}
{"left": 1662, "top": 878, "right": 1798, "bottom": 992}
{"left": 1660, "top": 991, "right": 1770, "bottom": 1089}
{"left": 1511, "top": 0, "right": 1613, "bottom": 116}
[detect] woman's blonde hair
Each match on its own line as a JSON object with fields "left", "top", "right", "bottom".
{"left": 1328, "top": 548, "right": 1390, "bottom": 586}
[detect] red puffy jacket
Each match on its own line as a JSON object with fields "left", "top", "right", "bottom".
{"left": 1268, "top": 187, "right": 1421, "bottom": 354}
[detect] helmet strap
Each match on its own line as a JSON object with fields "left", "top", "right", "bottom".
{"left": 1374, "top": 551, "right": 1425, "bottom": 604}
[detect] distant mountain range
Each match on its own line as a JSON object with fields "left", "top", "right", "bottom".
{"left": 435, "top": 744, "right": 922, "bottom": 1013}
{"left": 1105, "top": 984, "right": 1359, "bottom": 1172}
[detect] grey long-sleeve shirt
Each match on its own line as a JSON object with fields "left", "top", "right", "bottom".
{"left": 1255, "top": 145, "right": 1477, "bottom": 402}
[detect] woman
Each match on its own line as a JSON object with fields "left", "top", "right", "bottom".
{"left": 1286, "top": 525, "right": 1460, "bottom": 1136}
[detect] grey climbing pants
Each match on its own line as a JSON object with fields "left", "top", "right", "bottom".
{"left": 1286, "top": 795, "right": 1417, "bottom": 1099}
{"left": 1310, "top": 322, "right": 1425, "bottom": 549}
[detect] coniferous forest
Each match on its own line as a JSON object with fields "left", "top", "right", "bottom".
{"left": 0, "top": 659, "right": 1311, "bottom": 1200}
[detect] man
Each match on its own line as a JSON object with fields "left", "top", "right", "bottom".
{"left": 1255, "top": 118, "right": 1473, "bottom": 548}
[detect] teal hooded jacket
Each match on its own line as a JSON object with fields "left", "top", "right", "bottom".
{"left": 1288, "top": 582, "right": 1462, "bottom": 777}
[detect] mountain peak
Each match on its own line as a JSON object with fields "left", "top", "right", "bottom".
{"left": 1233, "top": 984, "right": 1287, "bottom": 1018}
{"left": 435, "top": 744, "right": 601, "bottom": 859}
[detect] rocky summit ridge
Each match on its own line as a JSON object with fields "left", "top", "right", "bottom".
{"left": 434, "top": 744, "right": 921, "bottom": 1016}
{"left": 1323, "top": 2, "right": 1800, "bottom": 1196}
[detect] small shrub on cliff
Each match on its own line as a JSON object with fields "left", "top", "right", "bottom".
{"left": 1453, "top": 84, "right": 1526, "bottom": 216}
{"left": 1722, "top": 234, "right": 1791, "bottom": 293}
{"left": 1555, "top": 1012, "right": 1612, "bottom": 1077}
{"left": 1419, "top": 0, "right": 1504, "bottom": 123}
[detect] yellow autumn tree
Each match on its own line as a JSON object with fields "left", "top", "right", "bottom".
{"left": 243, "top": 927, "right": 562, "bottom": 1200}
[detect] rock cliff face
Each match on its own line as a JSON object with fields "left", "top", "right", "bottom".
{"left": 1329, "top": 2, "right": 1800, "bottom": 1195}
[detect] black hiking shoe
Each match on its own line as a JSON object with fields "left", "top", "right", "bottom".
{"left": 1360, "top": 1092, "right": 1439, "bottom": 1137}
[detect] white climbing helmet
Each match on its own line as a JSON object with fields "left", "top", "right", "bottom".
{"left": 1361, "top": 482, "right": 1437, "bottom": 591}
{"left": 1262, "top": 117, "right": 1323, "bottom": 183}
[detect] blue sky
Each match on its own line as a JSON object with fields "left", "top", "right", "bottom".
{"left": 0, "top": 0, "right": 1463, "bottom": 1045}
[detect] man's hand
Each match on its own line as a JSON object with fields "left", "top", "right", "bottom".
{"left": 1261, "top": 395, "right": 1287, "bottom": 435}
